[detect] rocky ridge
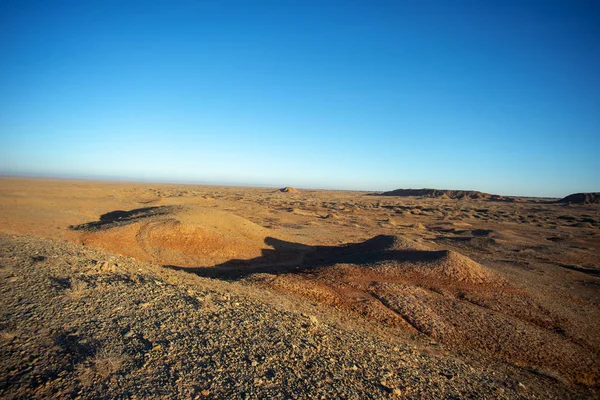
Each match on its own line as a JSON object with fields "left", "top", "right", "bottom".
{"left": 377, "top": 188, "right": 515, "bottom": 201}
{"left": 559, "top": 193, "right": 600, "bottom": 205}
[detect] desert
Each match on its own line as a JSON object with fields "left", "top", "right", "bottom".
{"left": 1, "top": 177, "right": 599, "bottom": 398}
{"left": 2, "top": 2, "right": 599, "bottom": 398}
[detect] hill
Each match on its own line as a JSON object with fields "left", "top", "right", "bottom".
{"left": 376, "top": 188, "right": 513, "bottom": 201}
{"left": 559, "top": 192, "right": 600, "bottom": 204}
{"left": 279, "top": 187, "right": 300, "bottom": 193}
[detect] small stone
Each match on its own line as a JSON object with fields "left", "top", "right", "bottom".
{"left": 123, "top": 330, "right": 135, "bottom": 339}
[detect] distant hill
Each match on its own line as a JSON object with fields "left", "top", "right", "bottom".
{"left": 376, "top": 188, "right": 515, "bottom": 201}
{"left": 280, "top": 187, "right": 300, "bottom": 193}
{"left": 558, "top": 192, "right": 600, "bottom": 204}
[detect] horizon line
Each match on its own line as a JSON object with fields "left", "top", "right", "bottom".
{"left": 0, "top": 171, "right": 571, "bottom": 199}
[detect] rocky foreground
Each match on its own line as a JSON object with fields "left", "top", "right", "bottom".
{"left": 1, "top": 233, "right": 596, "bottom": 399}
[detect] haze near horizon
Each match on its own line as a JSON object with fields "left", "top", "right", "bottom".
{"left": 1, "top": 0, "right": 598, "bottom": 197}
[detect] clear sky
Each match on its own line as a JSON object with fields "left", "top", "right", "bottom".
{"left": 1, "top": 0, "right": 598, "bottom": 197}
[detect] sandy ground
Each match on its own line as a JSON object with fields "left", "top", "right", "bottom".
{"left": 1, "top": 177, "right": 599, "bottom": 398}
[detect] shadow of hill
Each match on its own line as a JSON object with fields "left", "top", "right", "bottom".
{"left": 165, "top": 235, "right": 448, "bottom": 280}
{"left": 70, "top": 206, "right": 175, "bottom": 232}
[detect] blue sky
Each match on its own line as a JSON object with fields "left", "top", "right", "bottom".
{"left": 1, "top": 0, "right": 598, "bottom": 197}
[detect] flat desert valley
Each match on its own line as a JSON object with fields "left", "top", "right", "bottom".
{"left": 1, "top": 177, "right": 599, "bottom": 399}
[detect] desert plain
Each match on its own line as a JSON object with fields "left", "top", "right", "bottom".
{"left": 0, "top": 177, "right": 599, "bottom": 398}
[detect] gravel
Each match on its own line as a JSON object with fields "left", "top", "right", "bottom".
{"left": 0, "top": 233, "right": 595, "bottom": 399}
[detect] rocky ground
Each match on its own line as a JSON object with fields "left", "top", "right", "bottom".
{"left": 0, "top": 178, "right": 599, "bottom": 398}
{"left": 1, "top": 234, "right": 595, "bottom": 399}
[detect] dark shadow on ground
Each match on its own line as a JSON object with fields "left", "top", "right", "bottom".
{"left": 165, "top": 235, "right": 447, "bottom": 280}
{"left": 69, "top": 206, "right": 176, "bottom": 232}
{"left": 557, "top": 263, "right": 600, "bottom": 276}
